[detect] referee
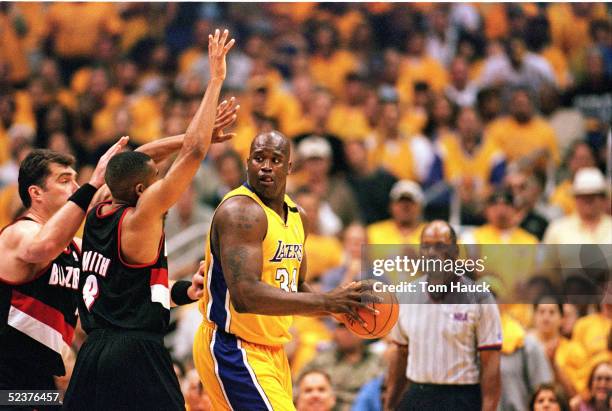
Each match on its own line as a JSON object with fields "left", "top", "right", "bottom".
{"left": 383, "top": 221, "right": 502, "bottom": 411}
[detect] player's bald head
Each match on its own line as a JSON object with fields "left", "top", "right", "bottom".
{"left": 421, "top": 220, "right": 457, "bottom": 245}
{"left": 249, "top": 131, "right": 290, "bottom": 158}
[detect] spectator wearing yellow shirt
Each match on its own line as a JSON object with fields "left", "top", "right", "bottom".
{"left": 327, "top": 72, "right": 372, "bottom": 141}
{"left": 177, "top": 19, "right": 212, "bottom": 75}
{"left": 308, "top": 23, "right": 358, "bottom": 98}
{"left": 569, "top": 361, "right": 612, "bottom": 411}
{"left": 550, "top": 141, "right": 597, "bottom": 216}
{"left": 439, "top": 107, "right": 506, "bottom": 225}
{"left": 366, "top": 97, "right": 416, "bottom": 182}
{"left": 46, "top": 2, "right": 123, "bottom": 82}
{"left": 293, "top": 188, "right": 343, "bottom": 281}
{"left": 531, "top": 295, "right": 589, "bottom": 397}
{"left": 487, "top": 88, "right": 559, "bottom": 169}
{"left": 397, "top": 29, "right": 448, "bottom": 105}
{"left": 462, "top": 189, "right": 539, "bottom": 299}
{"left": 0, "top": 5, "right": 30, "bottom": 85}
{"left": 367, "top": 180, "right": 425, "bottom": 245}
{"left": 571, "top": 304, "right": 612, "bottom": 389}
{"left": 465, "top": 190, "right": 539, "bottom": 246}
{"left": 547, "top": 3, "right": 608, "bottom": 75}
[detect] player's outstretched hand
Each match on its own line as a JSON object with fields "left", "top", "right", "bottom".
{"left": 208, "top": 28, "right": 235, "bottom": 82}
{"left": 89, "top": 136, "right": 129, "bottom": 188}
{"left": 324, "top": 281, "right": 381, "bottom": 328}
{"left": 187, "top": 261, "right": 206, "bottom": 301}
{"left": 212, "top": 97, "right": 239, "bottom": 143}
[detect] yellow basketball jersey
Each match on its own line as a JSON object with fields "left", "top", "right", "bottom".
{"left": 198, "top": 184, "right": 305, "bottom": 346}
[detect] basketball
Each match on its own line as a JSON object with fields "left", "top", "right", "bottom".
{"left": 342, "top": 289, "right": 399, "bottom": 339}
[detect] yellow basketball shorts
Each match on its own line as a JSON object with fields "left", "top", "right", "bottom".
{"left": 193, "top": 322, "right": 295, "bottom": 411}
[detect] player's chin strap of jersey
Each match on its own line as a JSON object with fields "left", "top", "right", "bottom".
{"left": 171, "top": 281, "right": 198, "bottom": 305}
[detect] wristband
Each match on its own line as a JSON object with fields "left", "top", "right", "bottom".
{"left": 68, "top": 183, "right": 98, "bottom": 212}
{"left": 171, "top": 280, "right": 197, "bottom": 306}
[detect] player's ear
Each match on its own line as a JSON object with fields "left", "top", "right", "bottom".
{"left": 287, "top": 160, "right": 292, "bottom": 174}
{"left": 28, "top": 185, "right": 43, "bottom": 204}
{"left": 135, "top": 183, "right": 146, "bottom": 197}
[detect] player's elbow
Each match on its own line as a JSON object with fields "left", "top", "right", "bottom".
{"left": 230, "top": 283, "right": 257, "bottom": 313}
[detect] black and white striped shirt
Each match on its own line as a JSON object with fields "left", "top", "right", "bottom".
{"left": 390, "top": 275, "right": 502, "bottom": 385}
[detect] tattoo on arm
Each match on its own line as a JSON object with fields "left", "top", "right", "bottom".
{"left": 226, "top": 245, "right": 249, "bottom": 285}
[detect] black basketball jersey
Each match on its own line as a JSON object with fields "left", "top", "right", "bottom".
{"left": 0, "top": 217, "right": 80, "bottom": 377}
{"left": 77, "top": 201, "right": 170, "bottom": 335}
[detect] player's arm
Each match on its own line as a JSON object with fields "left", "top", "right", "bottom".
{"left": 168, "top": 261, "right": 205, "bottom": 308}
{"left": 128, "top": 29, "right": 233, "bottom": 223}
{"left": 135, "top": 97, "right": 239, "bottom": 164}
{"left": 89, "top": 99, "right": 239, "bottom": 207}
{"left": 214, "top": 197, "right": 374, "bottom": 324}
{"left": 479, "top": 350, "right": 501, "bottom": 411}
{"left": 383, "top": 342, "right": 409, "bottom": 411}
{"left": 17, "top": 138, "right": 128, "bottom": 265}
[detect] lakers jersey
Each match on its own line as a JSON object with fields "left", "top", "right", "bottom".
{"left": 199, "top": 184, "right": 305, "bottom": 346}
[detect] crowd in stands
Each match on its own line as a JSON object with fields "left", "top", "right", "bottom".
{"left": 0, "top": 3, "right": 610, "bottom": 410}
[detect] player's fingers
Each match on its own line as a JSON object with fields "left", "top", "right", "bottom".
{"left": 220, "top": 29, "right": 229, "bottom": 46}
{"left": 360, "top": 292, "right": 383, "bottom": 304}
{"left": 347, "top": 308, "right": 368, "bottom": 328}
{"left": 224, "top": 38, "right": 235, "bottom": 53}
{"left": 216, "top": 109, "right": 238, "bottom": 124}
{"left": 360, "top": 303, "right": 380, "bottom": 316}
{"left": 214, "top": 133, "right": 235, "bottom": 143}
{"left": 216, "top": 114, "right": 238, "bottom": 129}
{"left": 217, "top": 100, "right": 228, "bottom": 112}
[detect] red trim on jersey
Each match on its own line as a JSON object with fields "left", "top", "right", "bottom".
{"left": 70, "top": 239, "right": 81, "bottom": 255}
{"left": 478, "top": 343, "right": 503, "bottom": 351}
{"left": 11, "top": 290, "right": 75, "bottom": 345}
{"left": 116, "top": 208, "right": 164, "bottom": 269}
{"left": 95, "top": 200, "right": 121, "bottom": 218}
{"left": 150, "top": 268, "right": 169, "bottom": 286}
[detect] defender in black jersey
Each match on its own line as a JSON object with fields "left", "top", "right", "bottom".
{"left": 63, "top": 29, "right": 233, "bottom": 411}
{"left": 0, "top": 142, "right": 127, "bottom": 411}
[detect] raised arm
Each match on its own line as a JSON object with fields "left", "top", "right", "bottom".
{"left": 129, "top": 29, "right": 233, "bottom": 222}
{"left": 18, "top": 137, "right": 128, "bottom": 265}
{"left": 214, "top": 196, "right": 374, "bottom": 324}
{"left": 136, "top": 97, "right": 239, "bottom": 164}
{"left": 90, "top": 98, "right": 239, "bottom": 207}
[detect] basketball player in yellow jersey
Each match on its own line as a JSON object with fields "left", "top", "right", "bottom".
{"left": 194, "top": 131, "right": 376, "bottom": 410}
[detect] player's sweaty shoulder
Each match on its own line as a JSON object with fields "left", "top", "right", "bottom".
{"left": 0, "top": 219, "right": 40, "bottom": 249}
{"left": 214, "top": 195, "right": 267, "bottom": 241}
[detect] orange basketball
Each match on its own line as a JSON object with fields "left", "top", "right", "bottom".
{"left": 342, "top": 290, "right": 399, "bottom": 339}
